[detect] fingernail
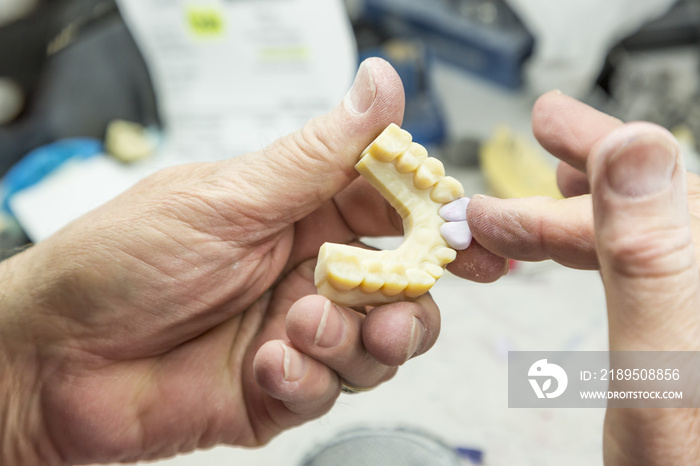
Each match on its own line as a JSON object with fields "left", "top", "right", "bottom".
{"left": 345, "top": 61, "right": 376, "bottom": 114}
{"left": 314, "top": 300, "right": 347, "bottom": 348}
{"left": 282, "top": 343, "right": 308, "bottom": 382}
{"left": 606, "top": 135, "right": 677, "bottom": 197}
{"left": 503, "top": 259, "right": 511, "bottom": 277}
{"left": 406, "top": 317, "right": 425, "bottom": 360}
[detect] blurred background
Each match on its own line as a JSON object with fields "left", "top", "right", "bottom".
{"left": 1, "top": 0, "right": 698, "bottom": 464}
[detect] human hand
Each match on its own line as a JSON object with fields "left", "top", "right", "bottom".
{"left": 468, "top": 91, "right": 700, "bottom": 464}
{"left": 0, "top": 58, "right": 506, "bottom": 465}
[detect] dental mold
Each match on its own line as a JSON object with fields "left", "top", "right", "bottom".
{"left": 314, "top": 123, "right": 468, "bottom": 307}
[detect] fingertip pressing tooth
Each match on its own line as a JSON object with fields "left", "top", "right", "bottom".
{"left": 414, "top": 157, "right": 445, "bottom": 190}
{"left": 369, "top": 124, "right": 413, "bottom": 163}
{"left": 395, "top": 143, "right": 428, "bottom": 173}
{"left": 432, "top": 246, "right": 457, "bottom": 266}
{"left": 422, "top": 263, "right": 444, "bottom": 279}
{"left": 439, "top": 197, "right": 470, "bottom": 222}
{"left": 326, "top": 254, "right": 364, "bottom": 291}
{"left": 381, "top": 262, "right": 408, "bottom": 296}
{"left": 404, "top": 268, "right": 437, "bottom": 298}
{"left": 431, "top": 176, "right": 464, "bottom": 203}
{"left": 440, "top": 221, "right": 473, "bottom": 250}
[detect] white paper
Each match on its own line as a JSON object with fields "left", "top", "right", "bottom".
{"left": 9, "top": 155, "right": 145, "bottom": 241}
{"left": 11, "top": 0, "right": 357, "bottom": 241}
{"left": 116, "top": 0, "right": 357, "bottom": 162}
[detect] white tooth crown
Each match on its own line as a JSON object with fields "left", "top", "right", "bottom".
{"left": 314, "top": 124, "right": 464, "bottom": 307}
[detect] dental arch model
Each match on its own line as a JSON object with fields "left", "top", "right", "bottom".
{"left": 314, "top": 123, "right": 472, "bottom": 307}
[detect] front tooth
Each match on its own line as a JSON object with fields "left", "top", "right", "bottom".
{"left": 404, "top": 268, "right": 437, "bottom": 298}
{"left": 381, "top": 262, "right": 408, "bottom": 296}
{"left": 431, "top": 176, "right": 464, "bottom": 203}
{"left": 439, "top": 197, "right": 469, "bottom": 222}
{"left": 368, "top": 123, "right": 412, "bottom": 163}
{"left": 395, "top": 143, "right": 428, "bottom": 173}
{"left": 440, "top": 221, "right": 473, "bottom": 250}
{"left": 414, "top": 158, "right": 445, "bottom": 190}
{"left": 326, "top": 254, "right": 364, "bottom": 291}
{"left": 432, "top": 246, "right": 457, "bottom": 266}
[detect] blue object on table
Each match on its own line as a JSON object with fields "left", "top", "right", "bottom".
{"left": 1, "top": 138, "right": 102, "bottom": 213}
{"left": 455, "top": 446, "right": 484, "bottom": 464}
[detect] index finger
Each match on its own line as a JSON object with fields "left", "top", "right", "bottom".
{"left": 533, "top": 91, "right": 623, "bottom": 171}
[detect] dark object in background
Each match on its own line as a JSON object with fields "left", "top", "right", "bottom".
{"left": 354, "top": 0, "right": 533, "bottom": 89}
{"left": 594, "top": 0, "right": 700, "bottom": 146}
{"left": 300, "top": 427, "right": 470, "bottom": 466}
{"left": 359, "top": 40, "right": 447, "bottom": 148}
{"left": 616, "top": 0, "right": 700, "bottom": 51}
{"left": 0, "top": 0, "right": 160, "bottom": 176}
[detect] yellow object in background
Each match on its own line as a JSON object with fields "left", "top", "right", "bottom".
{"left": 105, "top": 120, "right": 156, "bottom": 163}
{"left": 186, "top": 5, "right": 225, "bottom": 38}
{"left": 480, "top": 126, "right": 563, "bottom": 199}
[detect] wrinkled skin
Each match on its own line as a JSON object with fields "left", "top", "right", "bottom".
{"left": 0, "top": 58, "right": 506, "bottom": 465}
{"left": 467, "top": 91, "right": 700, "bottom": 465}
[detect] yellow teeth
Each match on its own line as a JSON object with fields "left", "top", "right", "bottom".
{"left": 395, "top": 143, "right": 428, "bottom": 173}
{"left": 414, "top": 157, "right": 445, "bottom": 190}
{"left": 314, "top": 123, "right": 463, "bottom": 307}
{"left": 431, "top": 176, "right": 464, "bottom": 203}
{"left": 365, "top": 123, "right": 413, "bottom": 163}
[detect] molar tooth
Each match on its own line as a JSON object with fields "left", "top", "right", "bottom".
{"left": 360, "top": 276, "right": 384, "bottom": 293}
{"left": 431, "top": 176, "right": 464, "bottom": 203}
{"left": 326, "top": 254, "right": 364, "bottom": 291}
{"left": 368, "top": 123, "right": 412, "bottom": 163}
{"left": 381, "top": 262, "right": 408, "bottom": 296}
{"left": 360, "top": 260, "right": 384, "bottom": 293}
{"left": 422, "top": 263, "right": 444, "bottom": 279}
{"left": 414, "top": 158, "right": 445, "bottom": 190}
{"left": 382, "top": 278, "right": 408, "bottom": 296}
{"left": 395, "top": 143, "right": 428, "bottom": 173}
{"left": 404, "top": 268, "right": 437, "bottom": 298}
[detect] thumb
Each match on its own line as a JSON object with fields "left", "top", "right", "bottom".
{"left": 588, "top": 122, "right": 700, "bottom": 350}
{"left": 226, "top": 57, "right": 405, "bottom": 224}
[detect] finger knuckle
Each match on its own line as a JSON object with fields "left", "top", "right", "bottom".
{"left": 278, "top": 119, "right": 339, "bottom": 170}
{"left": 603, "top": 224, "right": 695, "bottom": 279}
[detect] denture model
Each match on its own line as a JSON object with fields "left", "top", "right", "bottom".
{"left": 314, "top": 123, "right": 472, "bottom": 307}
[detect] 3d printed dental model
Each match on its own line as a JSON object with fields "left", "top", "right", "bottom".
{"left": 314, "top": 123, "right": 472, "bottom": 307}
